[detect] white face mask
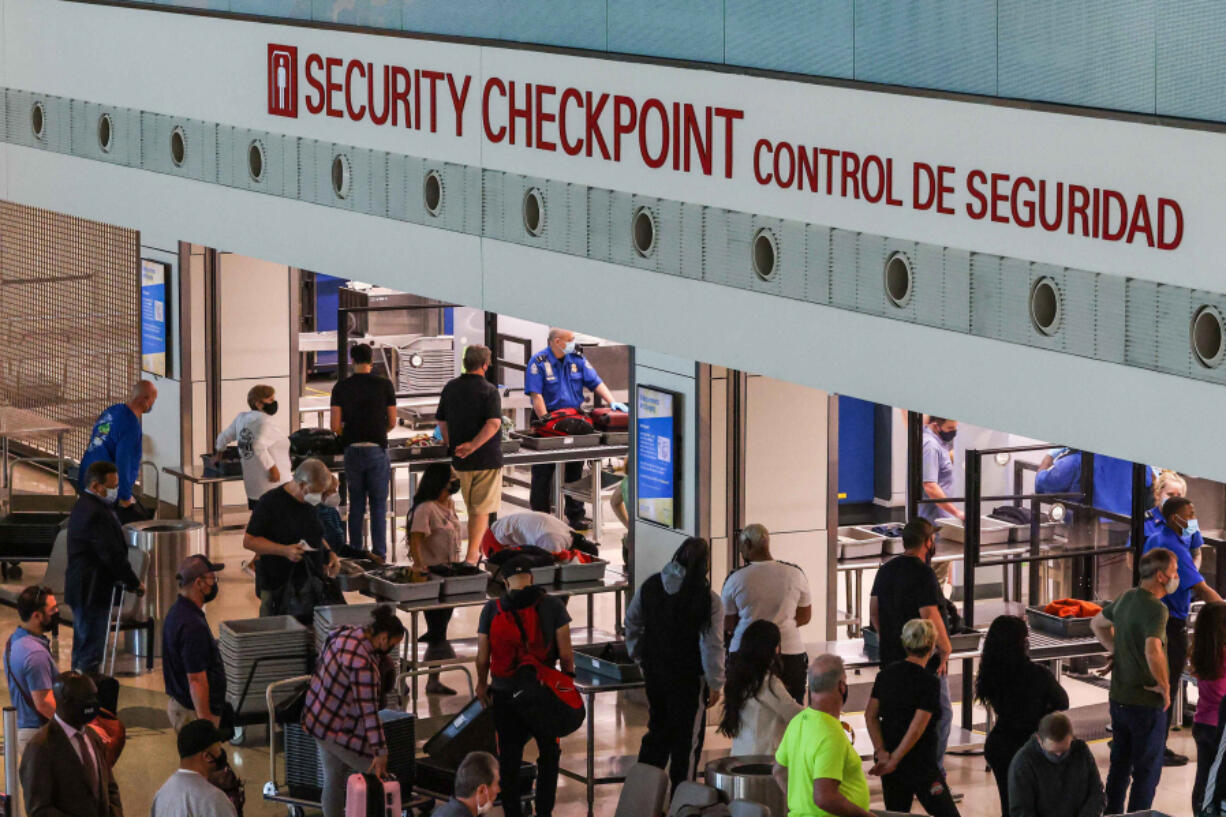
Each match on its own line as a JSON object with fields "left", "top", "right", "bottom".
{"left": 303, "top": 491, "right": 323, "bottom": 506}
{"left": 322, "top": 492, "right": 340, "bottom": 508}
{"left": 1165, "top": 573, "right": 1181, "bottom": 595}
{"left": 104, "top": 486, "right": 119, "bottom": 503}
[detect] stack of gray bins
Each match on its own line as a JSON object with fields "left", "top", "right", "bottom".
{"left": 220, "top": 617, "right": 312, "bottom": 718}
{"left": 313, "top": 603, "right": 377, "bottom": 650}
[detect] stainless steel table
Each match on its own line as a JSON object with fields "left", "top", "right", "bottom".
{"left": 0, "top": 407, "right": 71, "bottom": 494}
{"left": 563, "top": 668, "right": 645, "bottom": 817}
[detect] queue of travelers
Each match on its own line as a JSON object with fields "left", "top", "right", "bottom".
{"left": 15, "top": 374, "right": 1222, "bottom": 817}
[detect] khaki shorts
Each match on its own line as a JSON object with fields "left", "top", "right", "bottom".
{"left": 459, "top": 469, "right": 503, "bottom": 515}
{"left": 167, "top": 697, "right": 195, "bottom": 732}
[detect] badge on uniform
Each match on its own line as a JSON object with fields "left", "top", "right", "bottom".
{"left": 543, "top": 361, "right": 554, "bottom": 379}
{"left": 571, "top": 363, "right": 578, "bottom": 374}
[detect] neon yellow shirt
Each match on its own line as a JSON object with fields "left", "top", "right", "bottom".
{"left": 774, "top": 708, "right": 870, "bottom": 817}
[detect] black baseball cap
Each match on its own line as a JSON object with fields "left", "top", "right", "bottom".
{"left": 177, "top": 554, "right": 225, "bottom": 586}
{"left": 178, "top": 719, "right": 223, "bottom": 758}
{"left": 502, "top": 555, "right": 537, "bottom": 578}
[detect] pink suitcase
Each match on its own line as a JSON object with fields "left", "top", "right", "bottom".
{"left": 345, "top": 773, "right": 401, "bottom": 817}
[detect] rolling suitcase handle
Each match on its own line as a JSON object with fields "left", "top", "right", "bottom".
{"left": 262, "top": 674, "right": 313, "bottom": 798}
{"left": 103, "top": 583, "right": 126, "bottom": 677}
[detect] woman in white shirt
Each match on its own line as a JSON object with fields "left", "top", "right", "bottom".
{"left": 215, "top": 385, "right": 292, "bottom": 509}
{"left": 717, "top": 619, "right": 803, "bottom": 757}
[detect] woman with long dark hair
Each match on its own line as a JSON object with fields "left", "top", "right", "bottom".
{"left": 974, "top": 615, "right": 1069, "bottom": 817}
{"left": 625, "top": 536, "right": 726, "bottom": 791}
{"left": 1191, "top": 601, "right": 1226, "bottom": 813}
{"left": 406, "top": 461, "right": 463, "bottom": 693}
{"left": 717, "top": 619, "right": 803, "bottom": 756}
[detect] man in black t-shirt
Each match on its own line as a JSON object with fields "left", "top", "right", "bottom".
{"left": 330, "top": 343, "right": 397, "bottom": 559}
{"left": 437, "top": 345, "right": 504, "bottom": 563}
{"left": 869, "top": 519, "right": 955, "bottom": 771}
{"left": 162, "top": 554, "right": 227, "bottom": 732}
{"left": 243, "top": 458, "right": 339, "bottom": 616}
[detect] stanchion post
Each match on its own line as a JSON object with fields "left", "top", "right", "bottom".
{"left": 4, "top": 705, "right": 19, "bottom": 817}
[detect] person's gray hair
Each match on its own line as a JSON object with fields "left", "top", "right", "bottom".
{"left": 737, "top": 523, "right": 770, "bottom": 552}
{"left": 808, "top": 654, "right": 845, "bottom": 694}
{"left": 454, "top": 751, "right": 499, "bottom": 797}
{"left": 547, "top": 328, "right": 569, "bottom": 343}
{"left": 292, "top": 458, "right": 331, "bottom": 492}
{"left": 1139, "top": 547, "right": 1176, "bottom": 580}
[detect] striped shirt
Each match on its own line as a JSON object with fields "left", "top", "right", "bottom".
{"left": 302, "top": 626, "right": 385, "bottom": 757}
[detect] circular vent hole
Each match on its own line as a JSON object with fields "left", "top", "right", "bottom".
{"left": 332, "top": 154, "right": 351, "bottom": 200}
{"left": 31, "top": 102, "right": 45, "bottom": 141}
{"left": 632, "top": 207, "right": 657, "bottom": 257}
{"left": 424, "top": 170, "right": 443, "bottom": 216}
{"left": 523, "top": 188, "right": 545, "bottom": 237}
{"left": 752, "top": 228, "right": 778, "bottom": 280}
{"left": 1029, "top": 276, "right": 1062, "bottom": 336}
{"left": 884, "top": 252, "right": 913, "bottom": 308}
{"left": 170, "top": 126, "right": 187, "bottom": 167}
{"left": 1192, "top": 305, "right": 1226, "bottom": 369}
{"left": 248, "top": 140, "right": 265, "bottom": 183}
{"left": 97, "top": 113, "right": 113, "bottom": 153}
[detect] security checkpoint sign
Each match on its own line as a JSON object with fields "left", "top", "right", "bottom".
{"left": 141, "top": 259, "right": 169, "bottom": 377}
{"left": 636, "top": 386, "right": 678, "bottom": 528}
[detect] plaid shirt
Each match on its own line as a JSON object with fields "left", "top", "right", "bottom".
{"left": 302, "top": 626, "right": 385, "bottom": 757}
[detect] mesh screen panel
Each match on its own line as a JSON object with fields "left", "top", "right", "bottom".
{"left": 0, "top": 201, "right": 139, "bottom": 458}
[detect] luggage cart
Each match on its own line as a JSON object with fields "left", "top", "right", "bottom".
{"left": 262, "top": 675, "right": 435, "bottom": 817}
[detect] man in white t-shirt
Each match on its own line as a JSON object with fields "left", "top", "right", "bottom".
{"left": 215, "top": 384, "right": 292, "bottom": 509}
{"left": 483, "top": 511, "right": 576, "bottom": 556}
{"left": 722, "top": 523, "right": 813, "bottom": 704}
{"left": 152, "top": 719, "right": 238, "bottom": 817}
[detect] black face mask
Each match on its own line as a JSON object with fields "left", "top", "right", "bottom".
{"left": 937, "top": 428, "right": 957, "bottom": 443}
{"left": 840, "top": 682, "right": 848, "bottom": 705}
{"left": 448, "top": 479, "right": 461, "bottom": 495}
{"left": 202, "top": 580, "right": 219, "bottom": 604}
{"left": 208, "top": 748, "right": 229, "bottom": 770}
{"left": 60, "top": 694, "right": 100, "bottom": 729}
{"left": 925, "top": 543, "right": 935, "bottom": 566}
{"left": 262, "top": 401, "right": 279, "bottom": 416}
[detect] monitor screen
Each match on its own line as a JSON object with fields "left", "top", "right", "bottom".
{"left": 141, "top": 259, "right": 171, "bottom": 377}
{"left": 636, "top": 385, "right": 681, "bottom": 528}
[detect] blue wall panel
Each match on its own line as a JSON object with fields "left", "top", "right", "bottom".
{"left": 725, "top": 0, "right": 853, "bottom": 78}
{"left": 313, "top": 0, "right": 401, "bottom": 28}
{"left": 231, "top": 0, "right": 310, "bottom": 18}
{"left": 499, "top": 1, "right": 607, "bottom": 51}
{"left": 999, "top": 0, "right": 1156, "bottom": 114}
{"left": 853, "top": 0, "right": 996, "bottom": 96}
{"left": 837, "top": 394, "right": 875, "bottom": 504}
{"left": 401, "top": 0, "right": 501, "bottom": 38}
{"left": 1156, "top": 0, "right": 1226, "bottom": 121}
{"left": 607, "top": 0, "right": 724, "bottom": 64}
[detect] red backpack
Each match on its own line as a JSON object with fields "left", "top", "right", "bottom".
{"left": 489, "top": 597, "right": 586, "bottom": 737}
{"left": 532, "top": 408, "right": 594, "bottom": 437}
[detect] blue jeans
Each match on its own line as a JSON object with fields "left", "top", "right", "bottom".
{"left": 344, "top": 446, "right": 390, "bottom": 558}
{"left": 935, "top": 673, "right": 952, "bottom": 774}
{"left": 1106, "top": 700, "right": 1166, "bottom": 814}
{"left": 70, "top": 604, "right": 110, "bottom": 674}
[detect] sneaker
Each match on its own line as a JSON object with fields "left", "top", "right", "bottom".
{"left": 951, "top": 792, "right": 964, "bottom": 804}
{"left": 568, "top": 517, "right": 594, "bottom": 531}
{"left": 425, "top": 680, "right": 457, "bottom": 696}
{"left": 1164, "top": 748, "right": 1189, "bottom": 767}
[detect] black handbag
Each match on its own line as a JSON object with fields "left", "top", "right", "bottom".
{"left": 269, "top": 561, "right": 326, "bottom": 624}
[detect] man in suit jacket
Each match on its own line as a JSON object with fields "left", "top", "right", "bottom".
{"left": 65, "top": 461, "right": 144, "bottom": 674}
{"left": 21, "top": 671, "right": 124, "bottom": 817}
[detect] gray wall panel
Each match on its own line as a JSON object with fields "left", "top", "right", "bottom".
{"left": 830, "top": 229, "right": 857, "bottom": 311}
{"left": 803, "top": 224, "right": 830, "bottom": 305}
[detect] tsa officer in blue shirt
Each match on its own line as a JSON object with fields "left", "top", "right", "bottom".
{"left": 524, "top": 328, "right": 625, "bottom": 529}
{"left": 1142, "top": 496, "right": 1221, "bottom": 766}
{"left": 1146, "top": 470, "right": 1203, "bottom": 569}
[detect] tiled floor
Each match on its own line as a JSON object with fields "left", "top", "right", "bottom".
{"left": 0, "top": 470, "right": 1204, "bottom": 816}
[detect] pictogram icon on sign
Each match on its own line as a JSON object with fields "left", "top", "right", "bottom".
{"left": 268, "top": 44, "right": 298, "bottom": 118}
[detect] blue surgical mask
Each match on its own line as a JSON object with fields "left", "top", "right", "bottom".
{"left": 1184, "top": 518, "right": 1200, "bottom": 539}
{"left": 105, "top": 486, "right": 119, "bottom": 503}
{"left": 563, "top": 341, "right": 576, "bottom": 355}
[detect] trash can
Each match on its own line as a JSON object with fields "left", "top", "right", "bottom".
{"left": 704, "top": 756, "right": 786, "bottom": 817}
{"left": 124, "top": 519, "right": 206, "bottom": 656}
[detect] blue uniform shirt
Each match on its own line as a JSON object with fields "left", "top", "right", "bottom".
{"left": 78, "top": 403, "right": 142, "bottom": 502}
{"left": 4, "top": 627, "right": 56, "bottom": 728}
{"left": 523, "top": 349, "right": 602, "bottom": 412}
{"left": 1034, "top": 452, "right": 1150, "bottom": 518}
{"left": 1144, "top": 506, "right": 1203, "bottom": 550}
{"left": 1143, "top": 525, "right": 1204, "bottom": 620}
{"left": 919, "top": 426, "right": 955, "bottom": 523}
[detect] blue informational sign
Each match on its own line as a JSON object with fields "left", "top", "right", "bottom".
{"left": 636, "top": 386, "right": 678, "bottom": 528}
{"left": 141, "top": 259, "right": 169, "bottom": 377}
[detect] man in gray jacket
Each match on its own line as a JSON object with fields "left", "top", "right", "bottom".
{"left": 1007, "top": 712, "right": 1105, "bottom": 817}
